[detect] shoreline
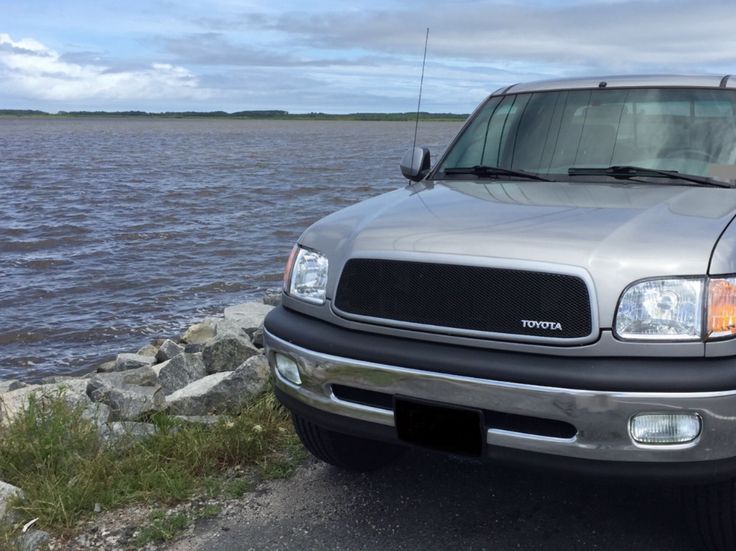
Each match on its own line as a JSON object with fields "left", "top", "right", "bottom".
{"left": 0, "top": 111, "right": 468, "bottom": 122}
{"left": 0, "top": 289, "right": 280, "bottom": 393}
{"left": 0, "top": 292, "right": 292, "bottom": 550}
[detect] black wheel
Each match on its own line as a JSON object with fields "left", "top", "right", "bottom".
{"left": 684, "top": 480, "right": 736, "bottom": 551}
{"left": 292, "top": 413, "right": 404, "bottom": 472}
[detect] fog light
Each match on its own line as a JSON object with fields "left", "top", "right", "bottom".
{"left": 630, "top": 413, "right": 701, "bottom": 445}
{"left": 275, "top": 353, "right": 301, "bottom": 385}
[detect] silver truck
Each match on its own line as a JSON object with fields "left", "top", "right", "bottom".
{"left": 264, "top": 75, "right": 736, "bottom": 550}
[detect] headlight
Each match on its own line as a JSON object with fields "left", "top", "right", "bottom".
{"left": 614, "top": 278, "right": 704, "bottom": 341}
{"left": 284, "top": 246, "right": 328, "bottom": 304}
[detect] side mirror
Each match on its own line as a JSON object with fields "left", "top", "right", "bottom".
{"left": 400, "top": 146, "right": 431, "bottom": 181}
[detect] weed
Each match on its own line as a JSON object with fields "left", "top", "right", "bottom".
{"left": 0, "top": 386, "right": 302, "bottom": 537}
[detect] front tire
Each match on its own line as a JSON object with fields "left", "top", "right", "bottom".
{"left": 684, "top": 480, "right": 736, "bottom": 551}
{"left": 292, "top": 413, "right": 404, "bottom": 472}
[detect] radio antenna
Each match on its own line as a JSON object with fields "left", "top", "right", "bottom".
{"left": 411, "top": 27, "right": 430, "bottom": 154}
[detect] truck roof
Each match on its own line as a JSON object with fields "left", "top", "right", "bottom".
{"left": 494, "top": 74, "right": 735, "bottom": 95}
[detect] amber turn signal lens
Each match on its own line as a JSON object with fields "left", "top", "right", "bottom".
{"left": 283, "top": 245, "right": 298, "bottom": 292}
{"left": 707, "top": 278, "right": 736, "bottom": 339}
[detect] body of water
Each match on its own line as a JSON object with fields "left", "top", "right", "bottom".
{"left": 0, "top": 118, "right": 462, "bottom": 380}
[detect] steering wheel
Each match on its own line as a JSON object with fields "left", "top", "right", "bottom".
{"left": 661, "top": 148, "right": 716, "bottom": 162}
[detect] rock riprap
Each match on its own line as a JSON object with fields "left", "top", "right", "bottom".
{"left": 153, "top": 352, "right": 207, "bottom": 394}
{"left": 0, "top": 295, "right": 279, "bottom": 541}
{"left": 166, "top": 354, "right": 270, "bottom": 415}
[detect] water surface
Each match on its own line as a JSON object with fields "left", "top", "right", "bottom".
{"left": 0, "top": 118, "right": 461, "bottom": 380}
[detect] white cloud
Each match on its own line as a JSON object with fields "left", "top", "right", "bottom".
{"left": 0, "top": 33, "right": 211, "bottom": 104}
{"left": 270, "top": 0, "right": 736, "bottom": 73}
{"left": 5, "top": 0, "right": 736, "bottom": 113}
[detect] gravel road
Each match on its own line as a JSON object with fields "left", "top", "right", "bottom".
{"left": 168, "top": 448, "right": 697, "bottom": 551}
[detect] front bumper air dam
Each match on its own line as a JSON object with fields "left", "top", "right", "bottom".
{"left": 264, "top": 306, "right": 736, "bottom": 481}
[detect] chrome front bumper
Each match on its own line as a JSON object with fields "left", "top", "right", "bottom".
{"left": 265, "top": 329, "right": 736, "bottom": 463}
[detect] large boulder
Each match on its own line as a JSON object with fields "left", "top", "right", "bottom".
{"left": 153, "top": 353, "right": 206, "bottom": 394}
{"left": 114, "top": 353, "right": 154, "bottom": 372}
{"left": 0, "top": 380, "right": 25, "bottom": 393}
{"left": 181, "top": 318, "right": 218, "bottom": 345}
{"left": 98, "top": 422, "right": 156, "bottom": 448}
{"left": 87, "top": 366, "right": 158, "bottom": 390}
{"left": 0, "top": 380, "right": 90, "bottom": 425}
{"left": 166, "top": 355, "right": 269, "bottom": 415}
{"left": 0, "top": 480, "right": 23, "bottom": 521}
{"left": 38, "top": 375, "right": 78, "bottom": 384}
{"left": 86, "top": 372, "right": 164, "bottom": 422}
{"left": 81, "top": 402, "right": 112, "bottom": 427}
{"left": 96, "top": 359, "right": 116, "bottom": 373}
{"left": 223, "top": 302, "right": 274, "bottom": 338}
{"left": 165, "top": 372, "right": 230, "bottom": 415}
{"left": 173, "top": 415, "right": 224, "bottom": 426}
{"left": 202, "top": 330, "right": 259, "bottom": 374}
{"left": 136, "top": 344, "right": 159, "bottom": 358}
{"left": 155, "top": 339, "right": 185, "bottom": 364}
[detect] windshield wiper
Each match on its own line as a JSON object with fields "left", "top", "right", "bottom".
{"left": 568, "top": 165, "right": 733, "bottom": 188}
{"left": 442, "top": 165, "right": 552, "bottom": 182}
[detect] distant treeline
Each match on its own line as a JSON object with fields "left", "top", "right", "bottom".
{"left": 0, "top": 109, "right": 468, "bottom": 121}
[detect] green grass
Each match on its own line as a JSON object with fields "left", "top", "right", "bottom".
{"left": 132, "top": 503, "right": 221, "bottom": 547}
{"left": 0, "top": 386, "right": 302, "bottom": 541}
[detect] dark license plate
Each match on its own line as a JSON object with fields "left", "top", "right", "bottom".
{"left": 394, "top": 397, "right": 484, "bottom": 457}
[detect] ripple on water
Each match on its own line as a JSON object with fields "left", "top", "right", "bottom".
{"left": 0, "top": 118, "right": 462, "bottom": 380}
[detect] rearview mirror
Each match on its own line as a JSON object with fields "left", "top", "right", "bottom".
{"left": 400, "top": 147, "right": 431, "bottom": 181}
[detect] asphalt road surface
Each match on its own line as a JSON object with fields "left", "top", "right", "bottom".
{"left": 170, "top": 450, "right": 698, "bottom": 551}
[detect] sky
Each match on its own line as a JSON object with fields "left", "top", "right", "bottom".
{"left": 2, "top": 0, "right": 736, "bottom": 114}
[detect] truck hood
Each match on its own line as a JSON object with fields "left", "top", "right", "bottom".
{"left": 301, "top": 180, "right": 736, "bottom": 327}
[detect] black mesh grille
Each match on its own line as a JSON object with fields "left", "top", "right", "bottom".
{"left": 334, "top": 259, "right": 592, "bottom": 339}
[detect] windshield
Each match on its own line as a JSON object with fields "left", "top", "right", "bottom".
{"left": 436, "top": 88, "right": 736, "bottom": 182}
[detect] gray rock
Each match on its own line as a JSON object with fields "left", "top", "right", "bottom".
{"left": 251, "top": 323, "right": 264, "bottom": 348}
{"left": 0, "top": 380, "right": 90, "bottom": 425}
{"left": 215, "top": 317, "right": 248, "bottom": 338}
{"left": 115, "top": 353, "right": 154, "bottom": 372}
{"left": 17, "top": 529, "right": 49, "bottom": 551}
{"left": 223, "top": 302, "right": 274, "bottom": 337}
{"left": 166, "top": 371, "right": 231, "bottom": 413}
{"left": 96, "top": 359, "right": 116, "bottom": 373}
{"left": 181, "top": 319, "right": 218, "bottom": 345}
{"left": 262, "top": 288, "right": 282, "bottom": 306}
{"left": 202, "top": 331, "right": 259, "bottom": 374}
{"left": 86, "top": 376, "right": 164, "bottom": 422}
{"left": 87, "top": 366, "right": 158, "bottom": 395}
{"left": 81, "top": 402, "right": 112, "bottom": 427}
{"left": 0, "top": 380, "right": 25, "bottom": 393}
{"left": 166, "top": 354, "right": 269, "bottom": 415}
{"left": 0, "top": 480, "right": 23, "bottom": 521}
{"left": 38, "top": 375, "right": 76, "bottom": 384}
{"left": 136, "top": 343, "right": 159, "bottom": 357}
{"left": 184, "top": 343, "right": 204, "bottom": 354}
{"left": 155, "top": 339, "right": 185, "bottom": 364}
{"left": 173, "top": 415, "right": 224, "bottom": 426}
{"left": 98, "top": 422, "right": 156, "bottom": 447}
{"left": 153, "top": 353, "right": 206, "bottom": 394}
